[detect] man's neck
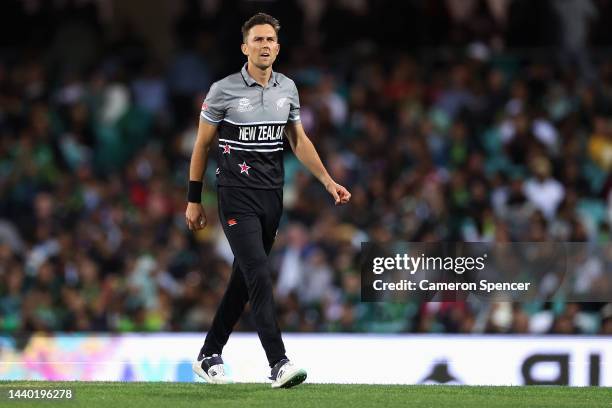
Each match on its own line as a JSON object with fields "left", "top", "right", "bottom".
{"left": 247, "top": 62, "right": 272, "bottom": 87}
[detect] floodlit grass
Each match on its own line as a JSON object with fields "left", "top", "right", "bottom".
{"left": 0, "top": 381, "right": 610, "bottom": 408}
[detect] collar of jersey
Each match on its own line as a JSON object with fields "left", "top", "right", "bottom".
{"left": 241, "top": 63, "right": 280, "bottom": 88}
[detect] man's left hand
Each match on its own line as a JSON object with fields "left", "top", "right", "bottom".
{"left": 325, "top": 181, "right": 351, "bottom": 205}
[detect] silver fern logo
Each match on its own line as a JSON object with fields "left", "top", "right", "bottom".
{"left": 276, "top": 97, "right": 287, "bottom": 110}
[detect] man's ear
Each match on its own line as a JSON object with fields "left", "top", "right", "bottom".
{"left": 241, "top": 43, "right": 248, "bottom": 56}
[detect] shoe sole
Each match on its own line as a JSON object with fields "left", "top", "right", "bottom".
{"left": 271, "top": 368, "right": 307, "bottom": 389}
{"left": 192, "top": 361, "right": 233, "bottom": 384}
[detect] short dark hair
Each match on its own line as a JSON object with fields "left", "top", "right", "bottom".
{"left": 241, "top": 13, "right": 281, "bottom": 43}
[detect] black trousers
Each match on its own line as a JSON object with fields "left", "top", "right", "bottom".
{"left": 201, "top": 186, "right": 287, "bottom": 367}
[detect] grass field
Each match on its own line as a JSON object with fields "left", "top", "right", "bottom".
{"left": 1, "top": 382, "right": 611, "bottom": 408}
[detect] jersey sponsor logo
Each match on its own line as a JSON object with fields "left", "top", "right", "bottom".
{"left": 201, "top": 102, "right": 209, "bottom": 111}
{"left": 238, "top": 125, "right": 285, "bottom": 142}
{"left": 238, "top": 161, "right": 251, "bottom": 175}
{"left": 276, "top": 97, "right": 287, "bottom": 110}
{"left": 237, "top": 97, "right": 254, "bottom": 112}
{"left": 227, "top": 218, "right": 237, "bottom": 226}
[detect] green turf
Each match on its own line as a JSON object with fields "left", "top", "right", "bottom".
{"left": 0, "top": 382, "right": 610, "bottom": 408}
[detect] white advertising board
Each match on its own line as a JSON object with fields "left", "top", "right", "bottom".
{"left": 0, "top": 334, "right": 608, "bottom": 386}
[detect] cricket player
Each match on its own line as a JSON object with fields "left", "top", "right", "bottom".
{"left": 186, "top": 12, "right": 351, "bottom": 388}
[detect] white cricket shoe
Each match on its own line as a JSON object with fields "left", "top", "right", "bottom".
{"left": 192, "top": 354, "right": 233, "bottom": 384}
{"left": 270, "top": 359, "right": 307, "bottom": 389}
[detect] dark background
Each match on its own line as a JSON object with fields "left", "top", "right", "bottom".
{"left": 0, "top": 0, "right": 611, "bottom": 336}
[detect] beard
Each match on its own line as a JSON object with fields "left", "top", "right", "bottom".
{"left": 253, "top": 55, "right": 275, "bottom": 70}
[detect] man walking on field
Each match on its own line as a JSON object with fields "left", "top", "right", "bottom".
{"left": 185, "top": 12, "right": 351, "bottom": 388}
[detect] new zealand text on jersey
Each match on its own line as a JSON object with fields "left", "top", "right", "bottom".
{"left": 238, "top": 125, "right": 285, "bottom": 141}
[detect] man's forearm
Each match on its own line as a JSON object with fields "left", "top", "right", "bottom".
{"left": 293, "top": 137, "right": 333, "bottom": 186}
{"left": 189, "top": 140, "right": 211, "bottom": 184}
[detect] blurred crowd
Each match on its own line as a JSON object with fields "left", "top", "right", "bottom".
{"left": 0, "top": 0, "right": 612, "bottom": 336}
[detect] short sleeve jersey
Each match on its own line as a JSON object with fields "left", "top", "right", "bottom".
{"left": 200, "top": 63, "right": 301, "bottom": 189}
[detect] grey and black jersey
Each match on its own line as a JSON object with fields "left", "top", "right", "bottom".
{"left": 200, "top": 64, "right": 301, "bottom": 189}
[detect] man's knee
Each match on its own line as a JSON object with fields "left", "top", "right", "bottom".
{"left": 241, "top": 254, "right": 267, "bottom": 271}
{"left": 239, "top": 256, "right": 272, "bottom": 291}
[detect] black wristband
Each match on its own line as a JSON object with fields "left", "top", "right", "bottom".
{"left": 187, "top": 180, "right": 203, "bottom": 203}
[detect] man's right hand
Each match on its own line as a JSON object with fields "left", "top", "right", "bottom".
{"left": 185, "top": 202, "right": 207, "bottom": 231}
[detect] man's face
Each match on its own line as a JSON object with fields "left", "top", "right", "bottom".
{"left": 241, "top": 24, "right": 279, "bottom": 70}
